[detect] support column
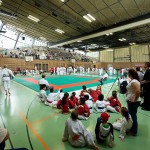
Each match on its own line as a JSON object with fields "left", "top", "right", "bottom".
{"left": 129, "top": 46, "right": 131, "bottom": 62}
{"left": 148, "top": 45, "right": 150, "bottom": 62}
{"left": 14, "top": 32, "right": 21, "bottom": 49}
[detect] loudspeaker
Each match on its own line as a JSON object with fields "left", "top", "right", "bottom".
{"left": 22, "top": 37, "right": 25, "bottom": 40}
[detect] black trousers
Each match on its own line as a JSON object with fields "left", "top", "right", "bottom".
{"left": 0, "top": 141, "right": 5, "bottom": 150}
{"left": 143, "top": 91, "right": 150, "bottom": 110}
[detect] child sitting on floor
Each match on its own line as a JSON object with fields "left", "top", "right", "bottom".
{"left": 39, "top": 84, "right": 47, "bottom": 104}
{"left": 59, "top": 92, "right": 69, "bottom": 113}
{"left": 76, "top": 97, "right": 90, "bottom": 120}
{"left": 79, "top": 85, "right": 88, "bottom": 97}
{"left": 95, "top": 112, "right": 114, "bottom": 147}
{"left": 106, "top": 91, "right": 121, "bottom": 113}
{"left": 88, "top": 88, "right": 98, "bottom": 102}
{"left": 96, "top": 85, "right": 102, "bottom": 95}
{"left": 62, "top": 110, "right": 99, "bottom": 150}
{"left": 113, "top": 107, "right": 133, "bottom": 141}
{"left": 57, "top": 89, "right": 64, "bottom": 101}
{"left": 84, "top": 94, "right": 93, "bottom": 113}
{"left": 69, "top": 92, "right": 79, "bottom": 109}
{"left": 46, "top": 87, "right": 60, "bottom": 106}
{"left": 94, "top": 94, "right": 110, "bottom": 113}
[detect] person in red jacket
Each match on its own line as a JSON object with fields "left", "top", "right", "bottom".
{"left": 69, "top": 92, "right": 79, "bottom": 109}
{"left": 76, "top": 97, "right": 90, "bottom": 120}
{"left": 60, "top": 92, "right": 69, "bottom": 113}
{"left": 96, "top": 85, "right": 102, "bottom": 96}
{"left": 106, "top": 91, "right": 121, "bottom": 113}
{"left": 88, "top": 88, "right": 98, "bottom": 103}
{"left": 79, "top": 85, "right": 88, "bottom": 97}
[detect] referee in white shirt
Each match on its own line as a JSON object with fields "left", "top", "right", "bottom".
{"left": 38, "top": 74, "right": 50, "bottom": 90}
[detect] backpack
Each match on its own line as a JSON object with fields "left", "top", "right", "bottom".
{"left": 120, "top": 81, "right": 128, "bottom": 94}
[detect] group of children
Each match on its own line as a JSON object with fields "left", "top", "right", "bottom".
{"left": 39, "top": 84, "right": 133, "bottom": 149}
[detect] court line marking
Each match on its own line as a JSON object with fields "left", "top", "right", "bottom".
{"left": 31, "top": 112, "right": 60, "bottom": 125}
{"left": 18, "top": 111, "right": 50, "bottom": 150}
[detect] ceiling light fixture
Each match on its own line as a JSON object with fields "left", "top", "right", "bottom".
{"left": 16, "top": 28, "right": 25, "bottom": 33}
{"left": 77, "top": 40, "right": 82, "bottom": 42}
{"left": 106, "top": 33, "right": 113, "bottom": 36}
{"left": 106, "top": 49, "right": 113, "bottom": 51}
{"left": 60, "top": 0, "right": 65, "bottom": 2}
{"left": 55, "top": 29, "right": 64, "bottom": 34}
{"left": 87, "top": 14, "right": 96, "bottom": 21}
{"left": 0, "top": 0, "right": 2, "bottom": 5}
{"left": 83, "top": 14, "right": 96, "bottom": 22}
{"left": 129, "top": 42, "right": 136, "bottom": 45}
{"left": 83, "top": 15, "right": 92, "bottom": 22}
{"left": 118, "top": 38, "right": 126, "bottom": 41}
{"left": 40, "top": 37, "right": 46, "bottom": 40}
{"left": 27, "top": 15, "right": 40, "bottom": 22}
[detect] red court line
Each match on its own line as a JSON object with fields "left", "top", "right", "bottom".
{"left": 18, "top": 111, "right": 50, "bottom": 150}
{"left": 31, "top": 112, "right": 60, "bottom": 125}
{"left": 25, "top": 78, "right": 99, "bottom": 90}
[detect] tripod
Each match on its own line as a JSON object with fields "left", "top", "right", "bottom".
{"left": 105, "top": 69, "right": 120, "bottom": 98}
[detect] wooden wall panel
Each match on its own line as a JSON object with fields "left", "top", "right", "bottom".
{"left": 114, "top": 47, "right": 130, "bottom": 62}
{"left": 100, "top": 51, "right": 113, "bottom": 62}
{"left": 131, "top": 45, "right": 149, "bottom": 62}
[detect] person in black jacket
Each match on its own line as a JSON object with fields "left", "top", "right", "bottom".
{"left": 141, "top": 62, "right": 150, "bottom": 111}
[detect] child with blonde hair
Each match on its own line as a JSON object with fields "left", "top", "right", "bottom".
{"left": 113, "top": 107, "right": 133, "bottom": 141}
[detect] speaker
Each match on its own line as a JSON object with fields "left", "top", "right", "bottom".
{"left": 22, "top": 37, "right": 25, "bottom": 40}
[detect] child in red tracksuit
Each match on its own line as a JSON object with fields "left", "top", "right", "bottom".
{"left": 88, "top": 88, "right": 98, "bottom": 102}
{"left": 96, "top": 85, "right": 102, "bottom": 96}
{"left": 60, "top": 92, "right": 69, "bottom": 113}
{"left": 79, "top": 85, "right": 88, "bottom": 97}
{"left": 76, "top": 97, "right": 90, "bottom": 120}
{"left": 69, "top": 92, "right": 79, "bottom": 109}
{"left": 106, "top": 91, "right": 121, "bottom": 113}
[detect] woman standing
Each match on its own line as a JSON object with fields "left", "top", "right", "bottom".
{"left": 126, "top": 69, "right": 141, "bottom": 136}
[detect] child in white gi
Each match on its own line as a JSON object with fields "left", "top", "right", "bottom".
{"left": 84, "top": 95, "right": 93, "bottom": 113}
{"left": 57, "top": 89, "right": 64, "bottom": 101}
{"left": 94, "top": 94, "right": 109, "bottom": 113}
{"left": 39, "top": 84, "right": 47, "bottom": 103}
{"left": 113, "top": 107, "right": 133, "bottom": 141}
{"left": 62, "top": 110, "right": 99, "bottom": 150}
{"left": 95, "top": 112, "right": 114, "bottom": 147}
{"left": 47, "top": 87, "right": 60, "bottom": 106}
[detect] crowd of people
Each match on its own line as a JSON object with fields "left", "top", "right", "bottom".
{"left": 0, "top": 62, "right": 150, "bottom": 149}
{"left": 1, "top": 49, "right": 92, "bottom": 62}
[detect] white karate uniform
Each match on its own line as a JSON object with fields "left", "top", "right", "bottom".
{"left": 57, "top": 92, "right": 64, "bottom": 100}
{"left": 47, "top": 91, "right": 60, "bottom": 106}
{"left": 94, "top": 100, "right": 109, "bottom": 112}
{"left": 39, "top": 89, "right": 47, "bottom": 102}
{"left": 1, "top": 68, "right": 14, "bottom": 91}
{"left": 85, "top": 100, "right": 93, "bottom": 113}
{"left": 63, "top": 118, "right": 96, "bottom": 148}
{"left": 113, "top": 115, "right": 133, "bottom": 139}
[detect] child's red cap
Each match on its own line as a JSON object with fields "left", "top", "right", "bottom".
{"left": 100, "top": 112, "right": 110, "bottom": 121}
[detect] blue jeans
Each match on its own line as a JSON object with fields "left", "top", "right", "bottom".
{"left": 127, "top": 101, "right": 140, "bottom": 135}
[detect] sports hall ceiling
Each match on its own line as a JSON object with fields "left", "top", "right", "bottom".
{"left": 0, "top": 0, "right": 150, "bottom": 50}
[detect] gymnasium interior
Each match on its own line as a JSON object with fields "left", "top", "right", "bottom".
{"left": 0, "top": 0, "right": 150, "bottom": 150}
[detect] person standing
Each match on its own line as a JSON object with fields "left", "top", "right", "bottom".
{"left": 141, "top": 62, "right": 150, "bottom": 111}
{"left": 126, "top": 69, "right": 141, "bottom": 136}
{"left": 38, "top": 74, "right": 50, "bottom": 90}
{"left": 1, "top": 65, "right": 15, "bottom": 95}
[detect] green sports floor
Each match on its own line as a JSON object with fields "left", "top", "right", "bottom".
{"left": 0, "top": 74, "right": 150, "bottom": 150}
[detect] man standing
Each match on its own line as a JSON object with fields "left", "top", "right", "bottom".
{"left": 1, "top": 65, "right": 15, "bottom": 95}
{"left": 38, "top": 74, "right": 50, "bottom": 90}
{"left": 141, "top": 62, "right": 150, "bottom": 111}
